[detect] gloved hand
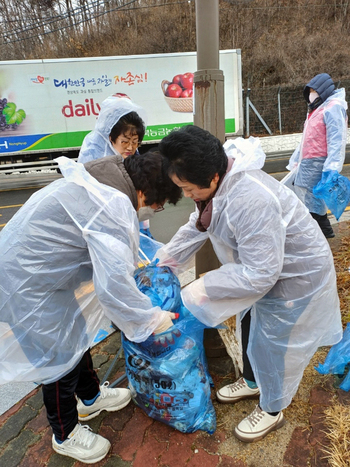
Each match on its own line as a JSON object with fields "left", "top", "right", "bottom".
{"left": 314, "top": 170, "right": 339, "bottom": 198}
{"left": 153, "top": 312, "right": 180, "bottom": 347}
{"left": 153, "top": 312, "right": 178, "bottom": 334}
{"left": 320, "top": 170, "right": 339, "bottom": 185}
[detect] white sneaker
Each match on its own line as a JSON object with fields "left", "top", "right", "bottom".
{"left": 216, "top": 377, "right": 260, "bottom": 403}
{"left": 52, "top": 423, "right": 110, "bottom": 464}
{"left": 77, "top": 382, "right": 131, "bottom": 421}
{"left": 234, "top": 405, "right": 285, "bottom": 442}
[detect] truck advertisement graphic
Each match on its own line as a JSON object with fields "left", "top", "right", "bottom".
{"left": 0, "top": 50, "right": 242, "bottom": 157}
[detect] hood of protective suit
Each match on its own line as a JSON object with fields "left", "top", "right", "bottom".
{"left": 223, "top": 136, "right": 266, "bottom": 173}
{"left": 78, "top": 95, "right": 147, "bottom": 164}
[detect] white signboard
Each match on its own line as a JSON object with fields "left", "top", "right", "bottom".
{"left": 0, "top": 50, "right": 242, "bottom": 155}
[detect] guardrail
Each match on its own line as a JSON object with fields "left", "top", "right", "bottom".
{"left": 0, "top": 147, "right": 349, "bottom": 177}
{"left": 0, "top": 159, "right": 58, "bottom": 174}
{"left": 0, "top": 159, "right": 77, "bottom": 175}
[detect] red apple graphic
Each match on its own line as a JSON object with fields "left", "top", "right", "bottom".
{"left": 172, "top": 74, "right": 183, "bottom": 86}
{"left": 180, "top": 73, "right": 194, "bottom": 90}
{"left": 181, "top": 89, "right": 193, "bottom": 98}
{"left": 167, "top": 83, "right": 183, "bottom": 98}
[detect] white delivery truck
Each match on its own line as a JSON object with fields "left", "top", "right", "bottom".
{"left": 0, "top": 49, "right": 243, "bottom": 162}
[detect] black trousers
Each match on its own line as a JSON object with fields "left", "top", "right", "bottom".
{"left": 241, "top": 310, "right": 256, "bottom": 383}
{"left": 310, "top": 212, "right": 334, "bottom": 238}
{"left": 42, "top": 349, "right": 100, "bottom": 441}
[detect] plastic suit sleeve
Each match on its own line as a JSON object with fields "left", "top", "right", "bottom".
{"left": 84, "top": 228, "right": 171, "bottom": 343}
{"left": 155, "top": 210, "right": 209, "bottom": 275}
{"left": 78, "top": 131, "right": 115, "bottom": 164}
{"left": 181, "top": 192, "right": 285, "bottom": 327}
{"left": 323, "top": 104, "right": 347, "bottom": 172}
{"left": 286, "top": 144, "right": 300, "bottom": 171}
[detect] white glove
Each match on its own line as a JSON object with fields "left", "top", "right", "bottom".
{"left": 153, "top": 312, "right": 178, "bottom": 334}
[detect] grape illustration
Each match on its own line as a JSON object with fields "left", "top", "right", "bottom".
{"left": 0, "top": 98, "right": 25, "bottom": 131}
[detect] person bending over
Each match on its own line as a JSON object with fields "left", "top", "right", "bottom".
{"left": 0, "top": 151, "right": 182, "bottom": 463}
{"left": 155, "top": 125, "right": 342, "bottom": 443}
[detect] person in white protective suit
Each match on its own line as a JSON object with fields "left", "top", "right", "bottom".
{"left": 78, "top": 93, "right": 153, "bottom": 240}
{"left": 287, "top": 73, "right": 348, "bottom": 238}
{"left": 78, "top": 93, "right": 147, "bottom": 164}
{"left": 156, "top": 125, "right": 342, "bottom": 443}
{"left": 0, "top": 152, "right": 182, "bottom": 463}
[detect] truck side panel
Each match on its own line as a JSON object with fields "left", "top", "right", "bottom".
{"left": 0, "top": 50, "right": 242, "bottom": 159}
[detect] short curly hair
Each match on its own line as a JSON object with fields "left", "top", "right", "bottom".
{"left": 159, "top": 125, "right": 228, "bottom": 188}
{"left": 124, "top": 151, "right": 182, "bottom": 206}
{"left": 109, "top": 111, "right": 145, "bottom": 144}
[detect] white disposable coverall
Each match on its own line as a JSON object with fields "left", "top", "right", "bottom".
{"left": 287, "top": 88, "right": 348, "bottom": 214}
{"left": 78, "top": 95, "right": 147, "bottom": 164}
{"left": 0, "top": 157, "right": 167, "bottom": 385}
{"left": 78, "top": 95, "right": 151, "bottom": 232}
{"left": 156, "top": 137, "right": 342, "bottom": 412}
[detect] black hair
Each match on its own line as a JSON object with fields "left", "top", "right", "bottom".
{"left": 124, "top": 151, "right": 182, "bottom": 206}
{"left": 158, "top": 125, "right": 228, "bottom": 188}
{"left": 109, "top": 111, "right": 145, "bottom": 143}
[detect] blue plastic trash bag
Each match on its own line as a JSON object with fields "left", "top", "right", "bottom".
{"left": 313, "top": 170, "right": 350, "bottom": 221}
{"left": 138, "top": 233, "right": 163, "bottom": 265}
{"left": 316, "top": 323, "right": 350, "bottom": 391}
{"left": 133, "top": 263, "right": 182, "bottom": 313}
{"left": 139, "top": 227, "right": 154, "bottom": 239}
{"left": 122, "top": 264, "right": 216, "bottom": 434}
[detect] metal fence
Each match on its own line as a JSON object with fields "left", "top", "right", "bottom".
{"left": 244, "top": 79, "right": 350, "bottom": 137}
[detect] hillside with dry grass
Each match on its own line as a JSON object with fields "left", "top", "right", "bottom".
{"left": 1, "top": 0, "right": 350, "bottom": 136}
{"left": 2, "top": 0, "right": 350, "bottom": 89}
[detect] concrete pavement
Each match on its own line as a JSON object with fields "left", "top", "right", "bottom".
{"left": 1, "top": 130, "right": 350, "bottom": 465}
{"left": 1, "top": 316, "right": 349, "bottom": 467}
{"left": 1, "top": 215, "right": 350, "bottom": 467}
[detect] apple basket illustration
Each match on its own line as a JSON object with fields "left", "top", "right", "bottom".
{"left": 161, "top": 80, "right": 193, "bottom": 113}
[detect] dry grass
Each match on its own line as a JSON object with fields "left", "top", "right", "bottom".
{"left": 323, "top": 404, "right": 350, "bottom": 467}
{"left": 330, "top": 226, "right": 350, "bottom": 327}
{"left": 320, "top": 223, "right": 350, "bottom": 466}
{"left": 3, "top": 0, "right": 350, "bottom": 90}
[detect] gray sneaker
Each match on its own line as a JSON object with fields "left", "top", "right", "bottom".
{"left": 52, "top": 423, "right": 110, "bottom": 464}
{"left": 77, "top": 381, "right": 131, "bottom": 421}
{"left": 234, "top": 405, "right": 285, "bottom": 443}
{"left": 216, "top": 377, "right": 260, "bottom": 403}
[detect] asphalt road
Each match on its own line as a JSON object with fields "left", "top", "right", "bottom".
{"left": 1, "top": 160, "right": 350, "bottom": 236}
{"left": 0, "top": 179, "right": 195, "bottom": 240}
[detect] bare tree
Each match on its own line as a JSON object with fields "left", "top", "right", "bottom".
{"left": 0, "top": 0, "right": 350, "bottom": 91}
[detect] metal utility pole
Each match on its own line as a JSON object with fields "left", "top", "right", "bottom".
{"left": 194, "top": 0, "right": 224, "bottom": 277}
